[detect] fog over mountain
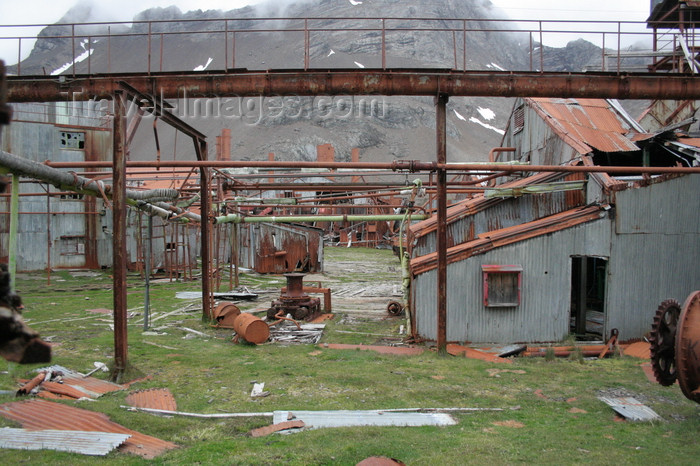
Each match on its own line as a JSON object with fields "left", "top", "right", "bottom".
{"left": 11, "top": 0, "right": 616, "bottom": 164}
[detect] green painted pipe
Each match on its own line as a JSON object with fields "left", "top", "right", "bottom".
{"left": 215, "top": 213, "right": 429, "bottom": 225}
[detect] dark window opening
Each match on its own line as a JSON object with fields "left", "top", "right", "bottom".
{"left": 482, "top": 265, "right": 522, "bottom": 308}
{"left": 570, "top": 256, "right": 607, "bottom": 340}
{"left": 59, "top": 235, "right": 85, "bottom": 256}
{"left": 592, "top": 143, "right": 696, "bottom": 171}
{"left": 59, "top": 131, "right": 85, "bottom": 150}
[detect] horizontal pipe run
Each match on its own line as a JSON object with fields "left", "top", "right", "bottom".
{"left": 8, "top": 70, "right": 700, "bottom": 101}
{"left": 215, "top": 213, "right": 429, "bottom": 225}
{"left": 41, "top": 159, "right": 700, "bottom": 174}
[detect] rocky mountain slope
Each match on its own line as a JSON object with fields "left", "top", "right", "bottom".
{"left": 11, "top": 0, "right": 620, "bottom": 164}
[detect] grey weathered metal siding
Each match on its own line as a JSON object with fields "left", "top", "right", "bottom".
{"left": 413, "top": 188, "right": 584, "bottom": 258}
{"left": 413, "top": 218, "right": 611, "bottom": 344}
{"left": 606, "top": 174, "right": 700, "bottom": 340}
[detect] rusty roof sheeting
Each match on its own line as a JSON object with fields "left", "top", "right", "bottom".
{"left": 35, "top": 365, "right": 125, "bottom": 399}
{"left": 0, "top": 427, "right": 130, "bottom": 456}
{"left": 410, "top": 170, "right": 578, "bottom": 238}
{"left": 126, "top": 388, "right": 177, "bottom": 412}
{"left": 528, "top": 98, "right": 642, "bottom": 154}
{"left": 411, "top": 205, "right": 607, "bottom": 275}
{"left": 0, "top": 399, "right": 177, "bottom": 459}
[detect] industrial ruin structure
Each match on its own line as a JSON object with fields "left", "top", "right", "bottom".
{"left": 0, "top": 10, "right": 699, "bottom": 372}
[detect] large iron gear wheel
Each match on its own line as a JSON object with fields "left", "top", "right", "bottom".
{"left": 649, "top": 299, "right": 681, "bottom": 386}
{"left": 676, "top": 291, "right": 700, "bottom": 403}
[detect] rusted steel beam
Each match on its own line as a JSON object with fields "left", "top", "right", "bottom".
{"left": 8, "top": 70, "right": 700, "bottom": 101}
{"left": 435, "top": 94, "right": 448, "bottom": 355}
{"left": 41, "top": 159, "right": 700, "bottom": 174}
{"left": 197, "top": 139, "right": 213, "bottom": 321}
{"left": 112, "top": 91, "right": 128, "bottom": 378}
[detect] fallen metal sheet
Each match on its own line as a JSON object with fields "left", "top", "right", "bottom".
{"left": 272, "top": 410, "right": 457, "bottom": 429}
{"left": 623, "top": 341, "right": 650, "bottom": 359}
{"left": 249, "top": 420, "right": 305, "bottom": 437}
{"left": 34, "top": 365, "right": 124, "bottom": 398}
{"left": 126, "top": 388, "right": 177, "bottom": 412}
{"left": 0, "top": 427, "right": 130, "bottom": 456}
{"left": 447, "top": 344, "right": 512, "bottom": 364}
{"left": 0, "top": 399, "right": 177, "bottom": 459}
{"left": 597, "top": 396, "right": 661, "bottom": 421}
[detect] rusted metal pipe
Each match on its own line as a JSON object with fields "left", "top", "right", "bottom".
{"left": 435, "top": 93, "right": 448, "bottom": 355}
{"left": 9, "top": 70, "right": 700, "bottom": 101}
{"left": 112, "top": 90, "right": 128, "bottom": 379}
{"left": 40, "top": 159, "right": 700, "bottom": 174}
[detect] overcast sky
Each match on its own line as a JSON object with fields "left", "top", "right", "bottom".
{"left": 0, "top": 0, "right": 651, "bottom": 65}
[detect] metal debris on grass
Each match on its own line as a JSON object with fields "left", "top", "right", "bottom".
{"left": 126, "top": 388, "right": 177, "bottom": 412}
{"left": 0, "top": 427, "right": 131, "bottom": 456}
{"left": 274, "top": 410, "right": 457, "bottom": 429}
{"left": 0, "top": 399, "right": 177, "bottom": 459}
{"left": 269, "top": 322, "right": 325, "bottom": 344}
{"left": 597, "top": 396, "right": 661, "bottom": 421}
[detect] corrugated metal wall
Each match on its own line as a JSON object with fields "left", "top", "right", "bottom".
{"left": 412, "top": 185, "right": 585, "bottom": 258}
{"left": 412, "top": 175, "right": 700, "bottom": 343}
{"left": 413, "top": 218, "right": 612, "bottom": 344}
{"left": 606, "top": 175, "right": 700, "bottom": 340}
{"left": 0, "top": 104, "right": 116, "bottom": 271}
{"left": 236, "top": 223, "right": 324, "bottom": 274}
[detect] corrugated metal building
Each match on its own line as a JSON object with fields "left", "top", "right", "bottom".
{"left": 234, "top": 222, "right": 324, "bottom": 274}
{"left": 0, "top": 103, "right": 198, "bottom": 273}
{"left": 0, "top": 102, "right": 113, "bottom": 270}
{"left": 409, "top": 97, "right": 700, "bottom": 344}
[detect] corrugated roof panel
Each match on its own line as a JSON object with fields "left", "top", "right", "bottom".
{"left": 0, "top": 427, "right": 130, "bottom": 456}
{"left": 0, "top": 399, "right": 177, "bottom": 459}
{"left": 597, "top": 397, "right": 661, "bottom": 421}
{"left": 37, "top": 365, "right": 124, "bottom": 398}
{"left": 529, "top": 98, "right": 641, "bottom": 154}
{"left": 272, "top": 410, "right": 456, "bottom": 428}
{"left": 126, "top": 388, "right": 177, "bottom": 412}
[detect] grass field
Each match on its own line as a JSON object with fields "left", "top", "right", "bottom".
{"left": 0, "top": 247, "right": 698, "bottom": 465}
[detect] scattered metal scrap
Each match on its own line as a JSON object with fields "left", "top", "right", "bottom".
{"left": 274, "top": 409, "right": 457, "bottom": 429}
{"left": 269, "top": 322, "right": 326, "bottom": 344}
{"left": 250, "top": 420, "right": 305, "bottom": 437}
{"left": 0, "top": 399, "right": 177, "bottom": 459}
{"left": 126, "top": 388, "right": 177, "bottom": 412}
{"left": 597, "top": 396, "right": 661, "bottom": 422}
{"left": 0, "top": 427, "right": 131, "bottom": 456}
{"left": 16, "top": 365, "right": 124, "bottom": 399}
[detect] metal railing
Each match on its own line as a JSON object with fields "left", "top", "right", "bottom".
{"left": 0, "top": 17, "right": 695, "bottom": 76}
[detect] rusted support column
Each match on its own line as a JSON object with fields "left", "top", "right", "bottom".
{"left": 436, "top": 93, "right": 448, "bottom": 355}
{"left": 197, "top": 138, "right": 213, "bottom": 321}
{"left": 112, "top": 90, "right": 128, "bottom": 379}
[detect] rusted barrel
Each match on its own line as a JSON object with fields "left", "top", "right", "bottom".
{"left": 233, "top": 313, "right": 270, "bottom": 344}
{"left": 213, "top": 301, "right": 241, "bottom": 328}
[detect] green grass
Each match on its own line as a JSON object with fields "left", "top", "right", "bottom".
{"left": 1, "top": 247, "right": 699, "bottom": 465}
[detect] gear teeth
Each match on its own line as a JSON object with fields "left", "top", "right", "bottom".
{"left": 649, "top": 299, "right": 681, "bottom": 386}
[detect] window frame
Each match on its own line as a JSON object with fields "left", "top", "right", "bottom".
{"left": 482, "top": 265, "right": 523, "bottom": 308}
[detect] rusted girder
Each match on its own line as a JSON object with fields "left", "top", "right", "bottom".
{"left": 7, "top": 70, "right": 700, "bottom": 101}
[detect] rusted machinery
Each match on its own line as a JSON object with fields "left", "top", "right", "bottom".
{"left": 266, "top": 273, "right": 321, "bottom": 322}
{"left": 649, "top": 290, "right": 700, "bottom": 404}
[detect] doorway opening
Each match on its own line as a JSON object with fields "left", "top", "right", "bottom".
{"left": 570, "top": 256, "right": 608, "bottom": 340}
